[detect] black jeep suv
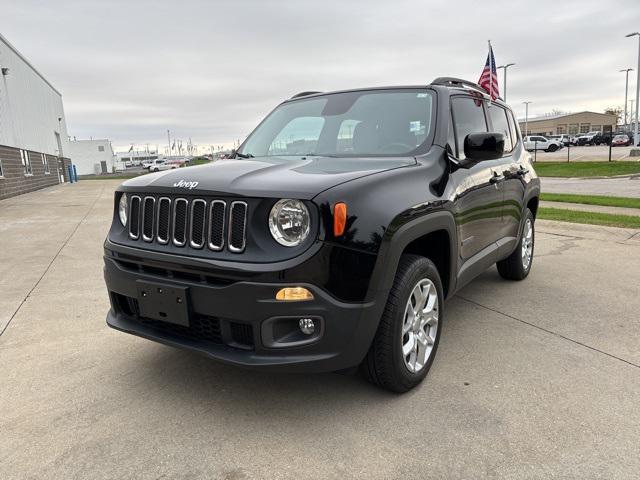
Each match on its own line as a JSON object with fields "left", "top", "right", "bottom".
{"left": 104, "top": 78, "right": 540, "bottom": 392}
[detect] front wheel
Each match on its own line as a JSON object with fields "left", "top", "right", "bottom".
{"left": 497, "top": 209, "right": 535, "bottom": 280}
{"left": 361, "top": 255, "right": 443, "bottom": 393}
{"left": 546, "top": 144, "right": 558, "bottom": 152}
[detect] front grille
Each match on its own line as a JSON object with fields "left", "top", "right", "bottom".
{"left": 127, "top": 194, "right": 248, "bottom": 254}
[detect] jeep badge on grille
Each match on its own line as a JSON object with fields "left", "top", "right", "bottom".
{"left": 173, "top": 180, "right": 199, "bottom": 190}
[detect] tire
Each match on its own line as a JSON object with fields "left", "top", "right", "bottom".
{"left": 361, "top": 255, "right": 444, "bottom": 393}
{"left": 497, "top": 208, "right": 535, "bottom": 280}
{"left": 547, "top": 144, "right": 558, "bottom": 152}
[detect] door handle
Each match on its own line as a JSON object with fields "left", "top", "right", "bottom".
{"left": 489, "top": 172, "right": 505, "bottom": 184}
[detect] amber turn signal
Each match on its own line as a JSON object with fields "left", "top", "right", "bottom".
{"left": 275, "top": 287, "right": 314, "bottom": 301}
{"left": 333, "top": 202, "right": 347, "bottom": 237}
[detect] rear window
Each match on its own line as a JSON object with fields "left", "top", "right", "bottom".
{"left": 488, "top": 106, "right": 513, "bottom": 153}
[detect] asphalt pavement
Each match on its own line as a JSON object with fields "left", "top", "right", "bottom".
{"left": 542, "top": 175, "right": 640, "bottom": 198}
{"left": 1, "top": 181, "right": 639, "bottom": 479}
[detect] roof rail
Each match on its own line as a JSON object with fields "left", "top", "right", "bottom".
{"left": 430, "top": 77, "right": 489, "bottom": 96}
{"left": 291, "top": 91, "right": 322, "bottom": 99}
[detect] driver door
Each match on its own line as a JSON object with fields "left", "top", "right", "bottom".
{"left": 449, "top": 96, "right": 504, "bottom": 281}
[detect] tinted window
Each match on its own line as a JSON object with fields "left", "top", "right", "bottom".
{"left": 488, "top": 106, "right": 513, "bottom": 152}
{"left": 451, "top": 97, "right": 488, "bottom": 159}
{"left": 240, "top": 90, "right": 435, "bottom": 158}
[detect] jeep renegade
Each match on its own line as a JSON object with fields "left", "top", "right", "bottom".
{"left": 104, "top": 78, "right": 540, "bottom": 392}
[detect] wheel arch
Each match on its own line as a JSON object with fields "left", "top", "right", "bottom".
{"left": 368, "top": 210, "right": 458, "bottom": 302}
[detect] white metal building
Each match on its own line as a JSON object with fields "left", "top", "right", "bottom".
{"left": 0, "top": 32, "right": 72, "bottom": 199}
{"left": 69, "top": 139, "right": 116, "bottom": 175}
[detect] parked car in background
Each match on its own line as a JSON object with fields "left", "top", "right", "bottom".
{"left": 147, "top": 159, "right": 177, "bottom": 172}
{"left": 569, "top": 134, "right": 580, "bottom": 146}
{"left": 576, "top": 131, "right": 600, "bottom": 146}
{"left": 591, "top": 132, "right": 612, "bottom": 146}
{"left": 523, "top": 135, "right": 563, "bottom": 152}
{"left": 141, "top": 159, "right": 155, "bottom": 169}
{"left": 611, "top": 134, "right": 631, "bottom": 147}
{"left": 548, "top": 134, "right": 571, "bottom": 146}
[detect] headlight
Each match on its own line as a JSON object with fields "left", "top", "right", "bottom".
{"left": 118, "top": 193, "right": 128, "bottom": 227}
{"left": 269, "top": 199, "right": 310, "bottom": 247}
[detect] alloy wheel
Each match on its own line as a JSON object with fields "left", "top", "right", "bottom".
{"left": 401, "top": 279, "right": 439, "bottom": 373}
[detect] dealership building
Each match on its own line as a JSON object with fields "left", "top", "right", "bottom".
{"left": 519, "top": 111, "right": 618, "bottom": 136}
{"left": 0, "top": 33, "right": 72, "bottom": 200}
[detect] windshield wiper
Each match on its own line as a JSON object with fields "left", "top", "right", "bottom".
{"left": 234, "top": 151, "right": 254, "bottom": 159}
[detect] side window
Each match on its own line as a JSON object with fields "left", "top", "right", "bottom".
{"left": 451, "top": 96, "right": 488, "bottom": 160}
{"left": 507, "top": 110, "right": 520, "bottom": 146}
{"left": 0, "top": 159, "right": 4, "bottom": 178}
{"left": 488, "top": 106, "right": 513, "bottom": 153}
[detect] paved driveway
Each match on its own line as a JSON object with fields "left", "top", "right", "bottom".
{"left": 542, "top": 176, "right": 640, "bottom": 197}
{"left": 1, "top": 181, "right": 639, "bottom": 479}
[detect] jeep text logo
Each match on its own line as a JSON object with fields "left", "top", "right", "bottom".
{"left": 173, "top": 180, "right": 199, "bottom": 190}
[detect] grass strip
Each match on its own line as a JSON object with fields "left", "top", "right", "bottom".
{"left": 534, "top": 161, "right": 640, "bottom": 178}
{"left": 538, "top": 207, "right": 640, "bottom": 229}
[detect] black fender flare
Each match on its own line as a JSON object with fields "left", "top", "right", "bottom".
{"left": 366, "top": 209, "right": 458, "bottom": 303}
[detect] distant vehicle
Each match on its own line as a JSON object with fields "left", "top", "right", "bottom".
{"left": 611, "top": 134, "right": 631, "bottom": 147}
{"left": 548, "top": 134, "right": 571, "bottom": 146}
{"left": 147, "top": 159, "right": 177, "bottom": 172}
{"left": 591, "top": 132, "right": 612, "bottom": 146}
{"left": 523, "top": 135, "right": 563, "bottom": 152}
{"left": 576, "top": 131, "right": 601, "bottom": 146}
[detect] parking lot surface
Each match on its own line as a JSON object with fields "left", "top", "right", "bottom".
{"left": 533, "top": 144, "right": 636, "bottom": 162}
{"left": 542, "top": 176, "right": 640, "bottom": 198}
{"left": 1, "top": 181, "right": 640, "bottom": 479}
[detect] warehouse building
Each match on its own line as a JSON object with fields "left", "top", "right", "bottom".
{"left": 69, "top": 139, "right": 116, "bottom": 175}
{"left": 519, "top": 111, "right": 618, "bottom": 136}
{"left": 0, "top": 33, "right": 72, "bottom": 200}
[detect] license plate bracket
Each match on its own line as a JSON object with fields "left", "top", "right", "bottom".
{"left": 136, "top": 280, "right": 190, "bottom": 327}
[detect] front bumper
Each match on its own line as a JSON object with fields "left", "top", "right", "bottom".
{"left": 104, "top": 249, "right": 383, "bottom": 373}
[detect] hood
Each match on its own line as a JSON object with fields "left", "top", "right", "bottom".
{"left": 120, "top": 156, "right": 416, "bottom": 199}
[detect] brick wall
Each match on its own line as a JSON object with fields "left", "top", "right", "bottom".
{"left": 0, "top": 144, "right": 70, "bottom": 200}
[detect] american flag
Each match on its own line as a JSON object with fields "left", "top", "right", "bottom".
{"left": 478, "top": 44, "right": 499, "bottom": 100}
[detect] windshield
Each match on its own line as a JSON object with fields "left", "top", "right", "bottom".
{"left": 238, "top": 89, "right": 434, "bottom": 158}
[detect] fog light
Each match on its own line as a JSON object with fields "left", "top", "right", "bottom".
{"left": 275, "top": 287, "right": 314, "bottom": 301}
{"left": 299, "top": 318, "right": 315, "bottom": 335}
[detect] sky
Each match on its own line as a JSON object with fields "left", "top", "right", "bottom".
{"left": 2, "top": 0, "right": 640, "bottom": 153}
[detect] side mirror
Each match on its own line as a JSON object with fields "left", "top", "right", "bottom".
{"left": 463, "top": 132, "right": 505, "bottom": 162}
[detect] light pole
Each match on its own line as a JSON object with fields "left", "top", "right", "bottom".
{"left": 626, "top": 32, "right": 640, "bottom": 145}
{"left": 523, "top": 101, "right": 532, "bottom": 136}
{"left": 497, "top": 63, "right": 515, "bottom": 102}
{"left": 620, "top": 68, "right": 633, "bottom": 129}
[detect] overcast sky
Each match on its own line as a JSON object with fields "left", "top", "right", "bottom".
{"left": 2, "top": 0, "right": 640, "bottom": 152}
